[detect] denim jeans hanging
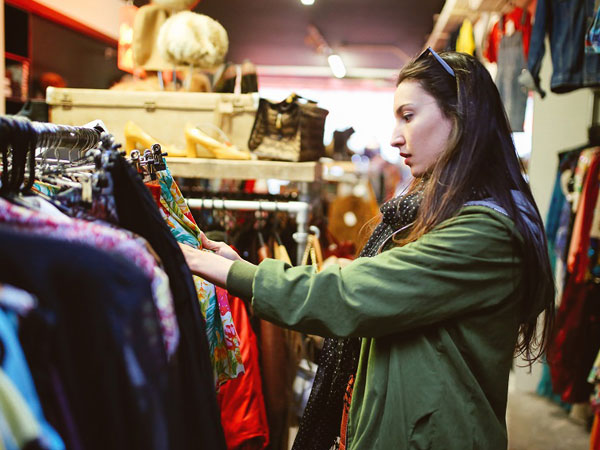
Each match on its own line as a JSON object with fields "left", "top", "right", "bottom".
{"left": 496, "top": 25, "right": 528, "bottom": 132}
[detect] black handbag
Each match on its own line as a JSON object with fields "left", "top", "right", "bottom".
{"left": 248, "top": 94, "right": 329, "bottom": 162}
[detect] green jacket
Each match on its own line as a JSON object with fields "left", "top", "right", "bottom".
{"left": 227, "top": 206, "right": 525, "bottom": 450}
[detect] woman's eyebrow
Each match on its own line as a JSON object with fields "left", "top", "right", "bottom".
{"left": 395, "top": 103, "right": 414, "bottom": 115}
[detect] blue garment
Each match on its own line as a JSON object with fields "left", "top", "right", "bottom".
{"left": 0, "top": 308, "right": 65, "bottom": 450}
{"left": 587, "top": 4, "right": 600, "bottom": 54}
{"left": 528, "top": 0, "right": 600, "bottom": 93}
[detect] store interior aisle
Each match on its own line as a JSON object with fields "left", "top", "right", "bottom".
{"left": 507, "top": 382, "right": 590, "bottom": 449}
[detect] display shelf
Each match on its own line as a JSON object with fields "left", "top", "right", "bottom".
{"left": 425, "top": 0, "right": 511, "bottom": 50}
{"left": 322, "top": 159, "right": 362, "bottom": 183}
{"left": 165, "top": 157, "right": 321, "bottom": 182}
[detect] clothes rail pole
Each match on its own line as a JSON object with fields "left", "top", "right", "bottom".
{"left": 186, "top": 198, "right": 310, "bottom": 265}
{"left": 0, "top": 117, "right": 103, "bottom": 153}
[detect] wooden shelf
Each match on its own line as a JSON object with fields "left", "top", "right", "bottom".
{"left": 165, "top": 157, "right": 322, "bottom": 182}
{"left": 425, "top": 0, "right": 512, "bottom": 50}
{"left": 322, "top": 160, "right": 361, "bottom": 183}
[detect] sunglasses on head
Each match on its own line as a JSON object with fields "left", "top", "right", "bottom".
{"left": 416, "top": 47, "right": 455, "bottom": 78}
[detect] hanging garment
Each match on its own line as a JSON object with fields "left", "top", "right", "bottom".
{"left": 152, "top": 165, "right": 244, "bottom": 386}
{"left": 587, "top": 3, "right": 600, "bottom": 54}
{"left": 570, "top": 149, "right": 600, "bottom": 213}
{"left": 588, "top": 350, "right": 600, "bottom": 411}
{"left": 254, "top": 236, "right": 291, "bottom": 450}
{"left": 549, "top": 280, "right": 600, "bottom": 403}
{"left": 484, "top": 7, "right": 532, "bottom": 64}
{"left": 528, "top": 0, "right": 600, "bottom": 93}
{"left": 0, "top": 306, "right": 64, "bottom": 450}
{"left": 495, "top": 12, "right": 530, "bottom": 132}
{"left": 567, "top": 151, "right": 600, "bottom": 282}
{"left": 592, "top": 414, "right": 600, "bottom": 450}
{"left": 0, "top": 227, "right": 170, "bottom": 450}
{"left": 109, "top": 155, "right": 227, "bottom": 450}
{"left": 456, "top": 19, "right": 476, "bottom": 55}
{"left": 0, "top": 367, "right": 43, "bottom": 450}
{"left": 217, "top": 295, "right": 270, "bottom": 450}
{"left": 0, "top": 197, "right": 180, "bottom": 358}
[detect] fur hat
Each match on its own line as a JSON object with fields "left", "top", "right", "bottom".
{"left": 152, "top": 0, "right": 200, "bottom": 11}
{"left": 157, "top": 11, "right": 228, "bottom": 69}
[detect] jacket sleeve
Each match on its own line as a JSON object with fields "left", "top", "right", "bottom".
{"left": 527, "top": 0, "right": 549, "bottom": 91}
{"left": 249, "top": 208, "right": 523, "bottom": 338}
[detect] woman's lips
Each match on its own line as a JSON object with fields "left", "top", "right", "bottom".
{"left": 400, "top": 153, "right": 412, "bottom": 165}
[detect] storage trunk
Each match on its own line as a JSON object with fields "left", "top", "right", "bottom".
{"left": 46, "top": 87, "right": 259, "bottom": 153}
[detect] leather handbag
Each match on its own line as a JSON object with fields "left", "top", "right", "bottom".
{"left": 248, "top": 94, "right": 329, "bottom": 162}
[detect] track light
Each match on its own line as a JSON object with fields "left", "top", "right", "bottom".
{"left": 301, "top": 0, "right": 315, "bottom": 5}
{"left": 327, "top": 54, "right": 346, "bottom": 78}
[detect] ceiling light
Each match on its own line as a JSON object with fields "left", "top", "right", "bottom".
{"left": 327, "top": 54, "right": 346, "bottom": 78}
{"left": 301, "top": 0, "right": 315, "bottom": 5}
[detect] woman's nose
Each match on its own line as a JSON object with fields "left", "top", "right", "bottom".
{"left": 390, "top": 126, "right": 405, "bottom": 148}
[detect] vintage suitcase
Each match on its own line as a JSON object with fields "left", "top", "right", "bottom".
{"left": 46, "top": 88, "right": 259, "bottom": 153}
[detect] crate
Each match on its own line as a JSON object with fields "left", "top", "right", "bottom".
{"left": 46, "top": 88, "right": 259, "bottom": 153}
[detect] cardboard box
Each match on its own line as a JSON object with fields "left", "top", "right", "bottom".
{"left": 46, "top": 87, "right": 259, "bottom": 153}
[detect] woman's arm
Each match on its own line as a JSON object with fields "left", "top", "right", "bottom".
{"left": 246, "top": 209, "right": 524, "bottom": 338}
{"left": 179, "top": 243, "right": 235, "bottom": 288}
{"left": 180, "top": 208, "right": 523, "bottom": 338}
{"left": 179, "top": 233, "right": 247, "bottom": 287}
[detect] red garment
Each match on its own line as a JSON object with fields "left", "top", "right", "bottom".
{"left": 592, "top": 414, "right": 600, "bottom": 450}
{"left": 145, "top": 182, "right": 162, "bottom": 206}
{"left": 484, "top": 7, "right": 532, "bottom": 63}
{"left": 568, "top": 152, "right": 600, "bottom": 283}
{"left": 548, "top": 280, "right": 600, "bottom": 403}
{"left": 218, "top": 295, "right": 269, "bottom": 450}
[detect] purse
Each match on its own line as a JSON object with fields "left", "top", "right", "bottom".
{"left": 248, "top": 94, "right": 329, "bottom": 162}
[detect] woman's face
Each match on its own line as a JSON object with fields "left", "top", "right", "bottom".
{"left": 390, "top": 80, "right": 454, "bottom": 177}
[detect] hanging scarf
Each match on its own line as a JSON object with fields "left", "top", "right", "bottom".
{"left": 292, "top": 186, "right": 424, "bottom": 450}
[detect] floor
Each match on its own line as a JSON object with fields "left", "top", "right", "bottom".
{"left": 507, "top": 390, "right": 591, "bottom": 450}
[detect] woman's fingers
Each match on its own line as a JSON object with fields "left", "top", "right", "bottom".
{"left": 200, "top": 233, "right": 220, "bottom": 251}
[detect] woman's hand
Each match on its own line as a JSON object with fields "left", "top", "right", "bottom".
{"left": 199, "top": 233, "right": 243, "bottom": 262}
{"left": 179, "top": 242, "right": 235, "bottom": 288}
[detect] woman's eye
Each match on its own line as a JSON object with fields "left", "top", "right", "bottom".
{"left": 403, "top": 113, "right": 413, "bottom": 122}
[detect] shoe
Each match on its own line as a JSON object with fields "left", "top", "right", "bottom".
{"left": 212, "top": 62, "right": 237, "bottom": 93}
{"left": 241, "top": 60, "right": 258, "bottom": 93}
{"left": 124, "top": 120, "right": 187, "bottom": 157}
{"left": 184, "top": 123, "right": 252, "bottom": 160}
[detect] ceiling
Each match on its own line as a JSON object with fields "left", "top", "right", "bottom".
{"left": 134, "top": 0, "right": 446, "bottom": 74}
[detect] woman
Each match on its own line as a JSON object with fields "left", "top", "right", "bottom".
{"left": 180, "top": 50, "right": 555, "bottom": 449}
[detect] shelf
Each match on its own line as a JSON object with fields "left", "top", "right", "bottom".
{"left": 165, "top": 157, "right": 322, "bottom": 182}
{"left": 322, "top": 160, "right": 361, "bottom": 183}
{"left": 425, "top": 0, "right": 511, "bottom": 50}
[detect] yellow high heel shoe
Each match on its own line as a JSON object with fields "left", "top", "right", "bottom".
{"left": 124, "top": 121, "right": 188, "bottom": 157}
{"left": 184, "top": 123, "right": 252, "bottom": 160}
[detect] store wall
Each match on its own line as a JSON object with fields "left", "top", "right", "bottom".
{"left": 33, "top": 0, "right": 122, "bottom": 40}
{"left": 529, "top": 52, "right": 593, "bottom": 222}
{"left": 513, "top": 44, "right": 593, "bottom": 393}
{"left": 30, "top": 15, "right": 123, "bottom": 93}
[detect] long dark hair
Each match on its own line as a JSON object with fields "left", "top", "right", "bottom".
{"left": 396, "top": 51, "right": 555, "bottom": 364}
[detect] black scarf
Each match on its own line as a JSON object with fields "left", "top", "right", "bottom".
{"left": 292, "top": 187, "right": 424, "bottom": 450}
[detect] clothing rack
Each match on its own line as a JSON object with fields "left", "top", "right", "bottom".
{"left": 589, "top": 89, "right": 600, "bottom": 144}
{"left": 0, "top": 117, "right": 104, "bottom": 154}
{"left": 187, "top": 198, "right": 310, "bottom": 265}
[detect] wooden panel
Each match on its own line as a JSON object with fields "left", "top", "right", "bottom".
{"left": 166, "top": 157, "right": 321, "bottom": 182}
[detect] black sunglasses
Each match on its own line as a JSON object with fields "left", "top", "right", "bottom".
{"left": 417, "top": 47, "right": 455, "bottom": 78}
